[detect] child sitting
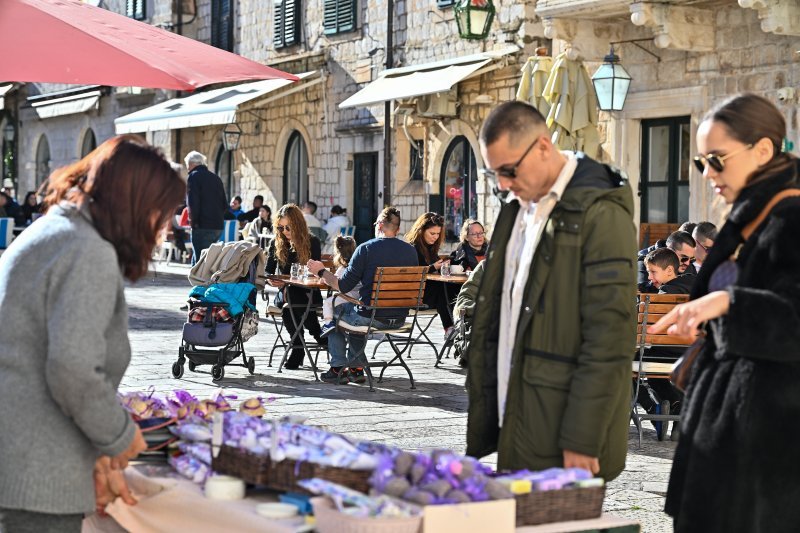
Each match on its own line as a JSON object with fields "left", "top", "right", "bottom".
{"left": 320, "top": 236, "right": 361, "bottom": 338}
{"left": 644, "top": 247, "right": 696, "bottom": 294}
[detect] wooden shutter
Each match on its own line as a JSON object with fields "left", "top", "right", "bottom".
{"left": 126, "top": 0, "right": 146, "bottom": 20}
{"left": 212, "top": 0, "right": 234, "bottom": 51}
{"left": 274, "top": 0, "right": 300, "bottom": 49}
{"left": 323, "top": 0, "right": 355, "bottom": 35}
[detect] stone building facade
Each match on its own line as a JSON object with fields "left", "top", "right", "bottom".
{"left": 537, "top": 0, "right": 800, "bottom": 228}
{"left": 5, "top": 0, "right": 799, "bottom": 243}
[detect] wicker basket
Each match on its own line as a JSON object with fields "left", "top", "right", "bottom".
{"left": 310, "top": 497, "right": 422, "bottom": 533}
{"left": 212, "top": 445, "right": 372, "bottom": 493}
{"left": 515, "top": 485, "right": 605, "bottom": 526}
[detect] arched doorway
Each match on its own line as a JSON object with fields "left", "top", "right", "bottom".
{"left": 440, "top": 135, "right": 478, "bottom": 242}
{"left": 35, "top": 135, "right": 50, "bottom": 187}
{"left": 80, "top": 128, "right": 97, "bottom": 158}
{"left": 283, "top": 131, "right": 308, "bottom": 205}
{"left": 215, "top": 143, "right": 234, "bottom": 197}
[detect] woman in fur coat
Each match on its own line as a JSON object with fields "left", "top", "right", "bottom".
{"left": 651, "top": 93, "right": 800, "bottom": 532}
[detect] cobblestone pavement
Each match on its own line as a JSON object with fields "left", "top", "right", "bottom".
{"left": 121, "top": 265, "right": 677, "bottom": 532}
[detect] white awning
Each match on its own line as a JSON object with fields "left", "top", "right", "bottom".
{"left": 115, "top": 72, "right": 318, "bottom": 134}
{"left": 0, "top": 84, "right": 13, "bottom": 110}
{"left": 31, "top": 90, "right": 101, "bottom": 119}
{"left": 339, "top": 47, "right": 518, "bottom": 109}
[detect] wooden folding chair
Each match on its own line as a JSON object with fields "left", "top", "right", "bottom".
{"left": 632, "top": 293, "right": 694, "bottom": 446}
{"left": 333, "top": 266, "right": 428, "bottom": 391}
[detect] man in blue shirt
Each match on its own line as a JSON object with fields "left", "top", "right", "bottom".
{"left": 307, "top": 206, "right": 418, "bottom": 383}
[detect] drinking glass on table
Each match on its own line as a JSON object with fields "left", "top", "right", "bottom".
{"left": 290, "top": 263, "right": 301, "bottom": 279}
{"left": 440, "top": 261, "right": 451, "bottom": 277}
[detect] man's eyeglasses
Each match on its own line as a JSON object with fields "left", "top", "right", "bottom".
{"left": 693, "top": 144, "right": 753, "bottom": 173}
{"left": 679, "top": 255, "right": 695, "bottom": 264}
{"left": 478, "top": 136, "right": 540, "bottom": 180}
{"left": 696, "top": 241, "right": 712, "bottom": 253}
{"left": 276, "top": 225, "right": 291, "bottom": 233}
{"left": 468, "top": 231, "right": 485, "bottom": 238}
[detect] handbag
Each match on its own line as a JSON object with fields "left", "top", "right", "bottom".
{"left": 670, "top": 336, "right": 705, "bottom": 392}
{"left": 670, "top": 188, "right": 800, "bottom": 391}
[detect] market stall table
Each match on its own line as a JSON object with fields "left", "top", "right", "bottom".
{"left": 276, "top": 275, "right": 328, "bottom": 380}
{"left": 425, "top": 273, "right": 469, "bottom": 367}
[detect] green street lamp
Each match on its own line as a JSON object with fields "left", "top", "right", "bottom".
{"left": 454, "top": 0, "right": 495, "bottom": 41}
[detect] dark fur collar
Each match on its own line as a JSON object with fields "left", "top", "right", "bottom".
{"left": 691, "top": 158, "right": 799, "bottom": 298}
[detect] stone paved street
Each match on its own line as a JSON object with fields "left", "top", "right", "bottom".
{"left": 121, "top": 265, "right": 677, "bottom": 532}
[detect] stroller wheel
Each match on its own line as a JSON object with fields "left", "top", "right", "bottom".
{"left": 188, "top": 361, "right": 197, "bottom": 372}
{"left": 247, "top": 357, "right": 256, "bottom": 375}
{"left": 171, "top": 361, "right": 184, "bottom": 379}
{"left": 211, "top": 364, "right": 224, "bottom": 381}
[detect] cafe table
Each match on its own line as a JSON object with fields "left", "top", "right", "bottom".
{"left": 425, "top": 273, "right": 469, "bottom": 367}
{"left": 273, "top": 274, "right": 329, "bottom": 380}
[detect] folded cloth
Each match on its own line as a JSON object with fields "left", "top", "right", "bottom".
{"left": 189, "top": 282, "right": 256, "bottom": 316}
{"left": 83, "top": 467, "right": 302, "bottom": 533}
{"left": 188, "top": 305, "right": 234, "bottom": 324}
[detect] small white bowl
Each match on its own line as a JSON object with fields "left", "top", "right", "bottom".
{"left": 255, "top": 502, "right": 299, "bottom": 519}
{"left": 450, "top": 265, "right": 465, "bottom": 275}
{"left": 204, "top": 475, "right": 245, "bottom": 500}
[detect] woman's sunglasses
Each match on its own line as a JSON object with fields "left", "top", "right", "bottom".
{"left": 693, "top": 144, "right": 753, "bottom": 173}
{"left": 276, "top": 225, "right": 291, "bottom": 233}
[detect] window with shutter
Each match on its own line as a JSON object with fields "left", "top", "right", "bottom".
{"left": 274, "top": 0, "right": 300, "bottom": 49}
{"left": 126, "top": 0, "right": 146, "bottom": 20}
{"left": 211, "top": 0, "right": 234, "bottom": 52}
{"left": 323, "top": 0, "right": 356, "bottom": 35}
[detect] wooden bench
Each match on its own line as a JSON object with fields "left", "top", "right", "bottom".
{"left": 639, "top": 222, "right": 679, "bottom": 249}
{"left": 632, "top": 293, "right": 695, "bottom": 445}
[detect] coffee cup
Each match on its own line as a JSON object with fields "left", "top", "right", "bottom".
{"left": 450, "top": 264, "right": 465, "bottom": 275}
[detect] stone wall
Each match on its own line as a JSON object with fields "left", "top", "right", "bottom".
{"left": 580, "top": 2, "right": 800, "bottom": 226}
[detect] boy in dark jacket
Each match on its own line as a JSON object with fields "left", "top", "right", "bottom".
{"left": 644, "top": 247, "right": 696, "bottom": 294}
{"left": 637, "top": 247, "right": 690, "bottom": 427}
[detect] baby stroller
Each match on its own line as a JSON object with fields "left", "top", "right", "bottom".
{"left": 172, "top": 241, "right": 266, "bottom": 381}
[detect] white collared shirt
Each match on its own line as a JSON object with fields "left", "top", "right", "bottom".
{"left": 497, "top": 152, "right": 578, "bottom": 425}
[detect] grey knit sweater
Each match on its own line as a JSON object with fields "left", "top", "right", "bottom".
{"left": 0, "top": 202, "right": 135, "bottom": 514}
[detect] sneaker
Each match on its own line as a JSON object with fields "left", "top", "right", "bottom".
{"left": 443, "top": 326, "right": 457, "bottom": 343}
{"left": 319, "top": 321, "right": 336, "bottom": 339}
{"left": 349, "top": 367, "right": 367, "bottom": 384}
{"left": 320, "top": 367, "right": 349, "bottom": 384}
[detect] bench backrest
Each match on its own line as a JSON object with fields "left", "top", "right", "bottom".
{"left": 636, "top": 293, "right": 695, "bottom": 348}
{"left": 218, "top": 219, "right": 238, "bottom": 243}
{"left": 639, "top": 222, "right": 679, "bottom": 249}
{"left": 370, "top": 266, "right": 427, "bottom": 308}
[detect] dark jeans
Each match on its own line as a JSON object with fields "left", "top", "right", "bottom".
{"left": 278, "top": 286, "right": 323, "bottom": 367}
{"left": 423, "top": 280, "right": 455, "bottom": 329}
{"left": 0, "top": 508, "right": 83, "bottom": 533}
{"left": 191, "top": 228, "right": 222, "bottom": 265}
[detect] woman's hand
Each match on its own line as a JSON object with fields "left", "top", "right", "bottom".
{"left": 648, "top": 290, "right": 731, "bottom": 337}
{"left": 94, "top": 456, "right": 137, "bottom": 516}
{"left": 109, "top": 425, "right": 146, "bottom": 470}
{"left": 433, "top": 259, "right": 445, "bottom": 270}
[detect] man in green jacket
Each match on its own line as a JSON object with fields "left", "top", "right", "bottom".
{"left": 466, "top": 102, "right": 636, "bottom": 481}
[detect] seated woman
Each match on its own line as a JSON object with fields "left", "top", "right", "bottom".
{"left": 265, "top": 204, "right": 323, "bottom": 369}
{"left": 449, "top": 219, "right": 488, "bottom": 272}
{"left": 244, "top": 205, "right": 273, "bottom": 247}
{"left": 20, "top": 191, "right": 42, "bottom": 226}
{"left": 406, "top": 212, "right": 454, "bottom": 335}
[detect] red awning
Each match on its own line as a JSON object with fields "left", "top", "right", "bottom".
{"left": 0, "top": 0, "right": 297, "bottom": 90}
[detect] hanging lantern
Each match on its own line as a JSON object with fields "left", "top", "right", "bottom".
{"left": 221, "top": 123, "right": 242, "bottom": 151}
{"left": 591, "top": 46, "right": 632, "bottom": 111}
{"left": 453, "top": 0, "right": 495, "bottom": 41}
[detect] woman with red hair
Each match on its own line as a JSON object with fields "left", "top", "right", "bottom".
{"left": 0, "top": 135, "right": 185, "bottom": 531}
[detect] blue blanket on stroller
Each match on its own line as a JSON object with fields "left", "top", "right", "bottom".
{"left": 189, "top": 282, "right": 257, "bottom": 317}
